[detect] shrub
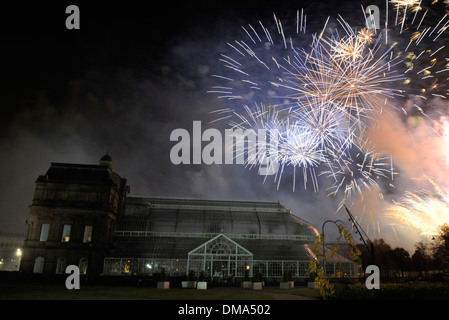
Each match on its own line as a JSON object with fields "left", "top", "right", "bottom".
{"left": 331, "top": 282, "right": 449, "bottom": 300}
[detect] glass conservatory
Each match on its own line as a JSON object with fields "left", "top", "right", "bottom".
{"left": 103, "top": 196, "right": 360, "bottom": 279}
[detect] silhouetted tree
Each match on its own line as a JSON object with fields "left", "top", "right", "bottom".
{"left": 388, "top": 247, "right": 411, "bottom": 277}
{"left": 412, "top": 242, "right": 432, "bottom": 276}
{"left": 371, "top": 239, "right": 393, "bottom": 278}
{"left": 432, "top": 224, "right": 449, "bottom": 272}
{"left": 359, "top": 239, "right": 415, "bottom": 279}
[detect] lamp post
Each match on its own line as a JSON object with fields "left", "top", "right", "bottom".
{"left": 320, "top": 219, "right": 346, "bottom": 277}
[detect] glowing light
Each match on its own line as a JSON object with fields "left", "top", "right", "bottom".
{"left": 391, "top": 0, "right": 420, "bottom": 6}
{"left": 386, "top": 179, "right": 449, "bottom": 236}
{"left": 357, "top": 28, "right": 375, "bottom": 44}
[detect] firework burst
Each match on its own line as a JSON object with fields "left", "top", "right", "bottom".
{"left": 324, "top": 141, "right": 395, "bottom": 199}
{"left": 208, "top": 0, "right": 449, "bottom": 202}
{"left": 218, "top": 103, "right": 325, "bottom": 191}
{"left": 386, "top": 179, "right": 449, "bottom": 236}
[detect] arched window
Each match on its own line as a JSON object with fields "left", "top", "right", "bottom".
{"left": 56, "top": 257, "right": 67, "bottom": 274}
{"left": 187, "top": 234, "right": 253, "bottom": 278}
{"left": 33, "top": 256, "right": 44, "bottom": 273}
{"left": 79, "top": 257, "right": 88, "bottom": 275}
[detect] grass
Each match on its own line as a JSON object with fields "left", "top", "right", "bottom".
{"left": 332, "top": 281, "right": 449, "bottom": 300}
{"left": 0, "top": 282, "right": 287, "bottom": 300}
{"left": 8, "top": 280, "right": 448, "bottom": 300}
{"left": 264, "top": 288, "right": 322, "bottom": 299}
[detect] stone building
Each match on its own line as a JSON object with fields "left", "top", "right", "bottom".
{"left": 20, "top": 153, "right": 129, "bottom": 276}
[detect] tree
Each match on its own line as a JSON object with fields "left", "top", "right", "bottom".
{"left": 412, "top": 242, "right": 432, "bottom": 276}
{"left": 432, "top": 224, "right": 449, "bottom": 272}
{"left": 388, "top": 247, "right": 411, "bottom": 277}
{"left": 361, "top": 239, "right": 413, "bottom": 279}
{"left": 308, "top": 223, "right": 361, "bottom": 300}
{"left": 370, "top": 239, "right": 393, "bottom": 278}
{"left": 308, "top": 233, "right": 335, "bottom": 300}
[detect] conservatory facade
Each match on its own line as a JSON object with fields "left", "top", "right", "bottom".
{"left": 103, "top": 196, "right": 361, "bottom": 279}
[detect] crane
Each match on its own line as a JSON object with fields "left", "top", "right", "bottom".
{"left": 344, "top": 205, "right": 375, "bottom": 260}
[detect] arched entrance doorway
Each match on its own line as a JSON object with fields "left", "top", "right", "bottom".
{"left": 187, "top": 234, "right": 253, "bottom": 279}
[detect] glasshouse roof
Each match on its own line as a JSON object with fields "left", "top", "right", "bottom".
{"left": 117, "top": 196, "right": 319, "bottom": 238}
{"left": 108, "top": 196, "right": 321, "bottom": 261}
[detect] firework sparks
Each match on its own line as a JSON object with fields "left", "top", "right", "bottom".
{"left": 208, "top": 0, "right": 449, "bottom": 202}
{"left": 358, "top": 28, "right": 376, "bottom": 44}
{"left": 323, "top": 143, "right": 394, "bottom": 199}
{"left": 386, "top": 179, "right": 449, "bottom": 236}
{"left": 221, "top": 103, "right": 325, "bottom": 191}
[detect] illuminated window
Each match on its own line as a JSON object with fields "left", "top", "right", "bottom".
{"left": 123, "top": 260, "right": 131, "bottom": 273}
{"left": 79, "top": 257, "right": 88, "bottom": 274}
{"left": 61, "top": 225, "right": 71, "bottom": 242}
{"left": 83, "top": 225, "right": 93, "bottom": 243}
{"left": 40, "top": 224, "right": 50, "bottom": 242}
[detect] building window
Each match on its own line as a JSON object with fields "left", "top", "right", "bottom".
{"left": 39, "top": 224, "right": 50, "bottom": 242}
{"left": 79, "top": 257, "right": 88, "bottom": 274}
{"left": 61, "top": 225, "right": 71, "bottom": 242}
{"left": 56, "top": 257, "right": 67, "bottom": 274}
{"left": 83, "top": 225, "right": 93, "bottom": 243}
{"left": 33, "top": 256, "right": 44, "bottom": 273}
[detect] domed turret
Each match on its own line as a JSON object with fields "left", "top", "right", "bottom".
{"left": 99, "top": 151, "right": 113, "bottom": 169}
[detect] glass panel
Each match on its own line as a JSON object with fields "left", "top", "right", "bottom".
{"left": 79, "top": 258, "right": 88, "bottom": 274}
{"left": 83, "top": 225, "right": 93, "bottom": 243}
{"left": 258, "top": 212, "right": 287, "bottom": 234}
{"left": 40, "top": 224, "right": 50, "bottom": 242}
{"left": 61, "top": 225, "right": 71, "bottom": 242}
{"left": 176, "top": 210, "right": 204, "bottom": 233}
{"left": 267, "top": 262, "right": 282, "bottom": 277}
{"left": 55, "top": 257, "right": 67, "bottom": 274}
{"left": 33, "top": 256, "right": 44, "bottom": 273}
{"left": 149, "top": 211, "right": 177, "bottom": 232}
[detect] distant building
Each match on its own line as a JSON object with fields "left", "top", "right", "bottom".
{"left": 0, "top": 232, "right": 25, "bottom": 271}
{"left": 21, "top": 154, "right": 360, "bottom": 280}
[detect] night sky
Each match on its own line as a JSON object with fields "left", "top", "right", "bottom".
{"left": 1, "top": 0, "right": 446, "bottom": 250}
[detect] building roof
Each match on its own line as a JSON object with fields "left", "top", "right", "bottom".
{"left": 100, "top": 153, "right": 112, "bottom": 162}
{"left": 119, "top": 196, "right": 319, "bottom": 238}
{"left": 36, "top": 162, "right": 123, "bottom": 187}
{"left": 110, "top": 196, "right": 320, "bottom": 261}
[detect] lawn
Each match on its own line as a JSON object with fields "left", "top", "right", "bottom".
{"left": 264, "top": 288, "right": 322, "bottom": 299}
{"left": 5, "top": 281, "right": 448, "bottom": 300}
{"left": 0, "top": 282, "right": 281, "bottom": 300}
{"left": 331, "top": 281, "right": 449, "bottom": 300}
